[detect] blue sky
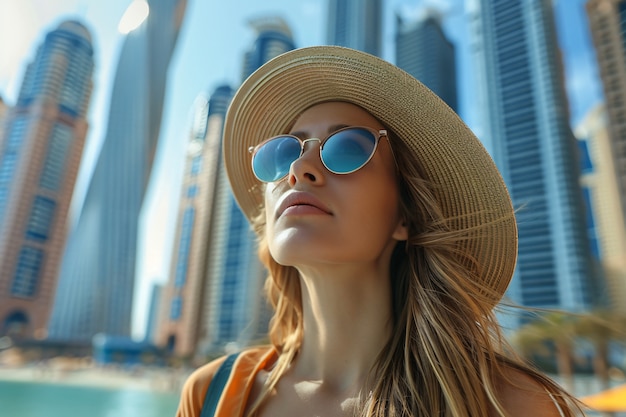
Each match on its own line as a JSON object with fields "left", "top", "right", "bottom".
{"left": 0, "top": 0, "right": 603, "bottom": 337}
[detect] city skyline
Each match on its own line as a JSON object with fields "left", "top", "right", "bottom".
{"left": 0, "top": 0, "right": 606, "bottom": 337}
{"left": 156, "top": 17, "right": 296, "bottom": 357}
{"left": 48, "top": 0, "right": 188, "bottom": 342}
{"left": 470, "top": 0, "right": 595, "bottom": 321}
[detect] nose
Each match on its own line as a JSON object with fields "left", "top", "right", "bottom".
{"left": 288, "top": 139, "right": 326, "bottom": 187}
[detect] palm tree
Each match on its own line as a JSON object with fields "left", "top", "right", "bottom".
{"left": 573, "top": 310, "right": 626, "bottom": 390}
{"left": 512, "top": 312, "right": 577, "bottom": 391}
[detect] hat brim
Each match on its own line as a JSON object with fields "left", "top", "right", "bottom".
{"left": 223, "top": 46, "right": 517, "bottom": 302}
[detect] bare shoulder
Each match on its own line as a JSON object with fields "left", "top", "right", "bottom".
{"left": 495, "top": 367, "right": 566, "bottom": 417}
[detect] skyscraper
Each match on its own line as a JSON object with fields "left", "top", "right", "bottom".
{"left": 469, "top": 0, "right": 595, "bottom": 319}
{"left": 395, "top": 10, "right": 458, "bottom": 112}
{"left": 327, "top": 0, "right": 382, "bottom": 56}
{"left": 200, "top": 18, "right": 294, "bottom": 354}
{"left": 586, "top": 0, "right": 626, "bottom": 227}
{"left": 157, "top": 18, "right": 294, "bottom": 358}
{"left": 156, "top": 86, "right": 235, "bottom": 356}
{"left": 0, "top": 21, "right": 94, "bottom": 339}
{"left": 48, "top": 0, "right": 188, "bottom": 342}
{"left": 575, "top": 104, "right": 626, "bottom": 313}
{"left": 241, "top": 17, "right": 296, "bottom": 80}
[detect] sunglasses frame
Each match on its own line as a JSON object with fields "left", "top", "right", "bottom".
{"left": 248, "top": 126, "right": 388, "bottom": 182}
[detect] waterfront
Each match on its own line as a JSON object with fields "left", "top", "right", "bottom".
{"left": 0, "top": 363, "right": 186, "bottom": 417}
{"left": 1, "top": 365, "right": 625, "bottom": 416}
{"left": 0, "top": 380, "right": 180, "bottom": 417}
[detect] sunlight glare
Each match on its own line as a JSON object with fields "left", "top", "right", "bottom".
{"left": 118, "top": 0, "right": 149, "bottom": 34}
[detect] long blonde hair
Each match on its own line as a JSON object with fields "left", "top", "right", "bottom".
{"left": 246, "top": 131, "right": 584, "bottom": 416}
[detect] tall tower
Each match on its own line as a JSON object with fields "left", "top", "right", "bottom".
{"left": 327, "top": 0, "right": 382, "bottom": 56}
{"left": 469, "top": 0, "right": 595, "bottom": 320}
{"left": 395, "top": 10, "right": 458, "bottom": 112}
{"left": 156, "top": 86, "right": 235, "bottom": 356}
{"left": 0, "top": 21, "right": 94, "bottom": 339}
{"left": 200, "top": 17, "right": 294, "bottom": 355}
{"left": 48, "top": 0, "right": 188, "bottom": 342}
{"left": 157, "top": 19, "right": 295, "bottom": 358}
{"left": 576, "top": 104, "right": 626, "bottom": 313}
{"left": 241, "top": 17, "right": 296, "bottom": 80}
{"left": 586, "top": 0, "right": 626, "bottom": 227}
{"left": 202, "top": 18, "right": 294, "bottom": 355}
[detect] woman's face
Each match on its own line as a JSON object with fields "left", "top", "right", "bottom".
{"left": 263, "top": 101, "right": 407, "bottom": 269}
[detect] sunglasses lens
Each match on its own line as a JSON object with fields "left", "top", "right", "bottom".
{"left": 252, "top": 136, "right": 301, "bottom": 182}
{"left": 322, "top": 128, "right": 378, "bottom": 173}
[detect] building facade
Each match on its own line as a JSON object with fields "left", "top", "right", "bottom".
{"left": 241, "top": 17, "right": 296, "bottom": 81}
{"left": 586, "top": 0, "right": 626, "bottom": 228}
{"left": 0, "top": 21, "right": 94, "bottom": 339}
{"left": 469, "top": 0, "right": 595, "bottom": 320}
{"left": 327, "top": 0, "right": 382, "bottom": 56}
{"left": 48, "top": 0, "right": 188, "bottom": 342}
{"left": 156, "top": 87, "right": 234, "bottom": 356}
{"left": 576, "top": 104, "right": 626, "bottom": 313}
{"left": 157, "top": 19, "right": 294, "bottom": 359}
{"left": 395, "top": 11, "right": 458, "bottom": 112}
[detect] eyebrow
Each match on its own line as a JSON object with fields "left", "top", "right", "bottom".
{"left": 289, "top": 124, "right": 351, "bottom": 139}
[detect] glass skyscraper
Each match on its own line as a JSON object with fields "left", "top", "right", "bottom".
{"left": 327, "top": 0, "right": 382, "bottom": 56}
{"left": 241, "top": 17, "right": 296, "bottom": 80}
{"left": 396, "top": 11, "right": 458, "bottom": 112}
{"left": 157, "top": 17, "right": 295, "bottom": 358}
{"left": 48, "top": 0, "right": 188, "bottom": 342}
{"left": 0, "top": 21, "right": 94, "bottom": 339}
{"left": 585, "top": 0, "right": 626, "bottom": 314}
{"left": 203, "top": 18, "right": 295, "bottom": 353}
{"left": 586, "top": 0, "right": 626, "bottom": 231}
{"left": 469, "top": 0, "right": 595, "bottom": 320}
{"left": 576, "top": 104, "right": 626, "bottom": 313}
{"left": 156, "top": 86, "right": 235, "bottom": 356}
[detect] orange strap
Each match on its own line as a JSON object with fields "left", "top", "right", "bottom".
{"left": 176, "top": 346, "right": 277, "bottom": 417}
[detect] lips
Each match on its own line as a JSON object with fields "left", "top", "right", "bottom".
{"left": 275, "top": 191, "right": 332, "bottom": 218}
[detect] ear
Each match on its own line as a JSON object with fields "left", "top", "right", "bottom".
{"left": 392, "top": 218, "right": 408, "bottom": 241}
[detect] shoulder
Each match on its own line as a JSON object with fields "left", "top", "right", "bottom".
{"left": 495, "top": 367, "right": 566, "bottom": 417}
{"left": 176, "top": 355, "right": 229, "bottom": 417}
{"left": 175, "top": 346, "right": 277, "bottom": 417}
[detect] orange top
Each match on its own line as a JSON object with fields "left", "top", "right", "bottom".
{"left": 176, "top": 346, "right": 278, "bottom": 417}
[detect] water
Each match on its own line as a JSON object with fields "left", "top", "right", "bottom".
{"left": 0, "top": 380, "right": 180, "bottom": 417}
{"left": 2, "top": 375, "right": 623, "bottom": 416}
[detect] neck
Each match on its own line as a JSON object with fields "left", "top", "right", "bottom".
{"left": 290, "top": 263, "right": 394, "bottom": 392}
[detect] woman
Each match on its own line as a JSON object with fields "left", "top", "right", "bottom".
{"left": 176, "top": 46, "right": 585, "bottom": 417}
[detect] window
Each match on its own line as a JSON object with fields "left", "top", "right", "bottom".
{"left": 170, "top": 296, "right": 182, "bottom": 320}
{"left": 187, "top": 185, "right": 198, "bottom": 198}
{"left": 40, "top": 124, "right": 73, "bottom": 191}
{"left": 578, "top": 140, "right": 593, "bottom": 174}
{"left": 26, "top": 196, "right": 56, "bottom": 241}
{"left": 11, "top": 247, "right": 44, "bottom": 298}
{"left": 174, "top": 208, "right": 195, "bottom": 288}
{"left": 0, "top": 152, "right": 17, "bottom": 184}
{"left": 190, "top": 156, "right": 202, "bottom": 176}
{"left": 0, "top": 116, "right": 28, "bottom": 220}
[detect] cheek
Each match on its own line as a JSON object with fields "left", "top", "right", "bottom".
{"left": 263, "top": 191, "right": 275, "bottom": 232}
{"left": 263, "top": 184, "right": 281, "bottom": 245}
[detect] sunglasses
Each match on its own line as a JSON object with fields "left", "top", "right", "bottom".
{"left": 249, "top": 126, "right": 388, "bottom": 182}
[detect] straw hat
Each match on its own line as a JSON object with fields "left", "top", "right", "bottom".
{"left": 223, "top": 46, "right": 517, "bottom": 302}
